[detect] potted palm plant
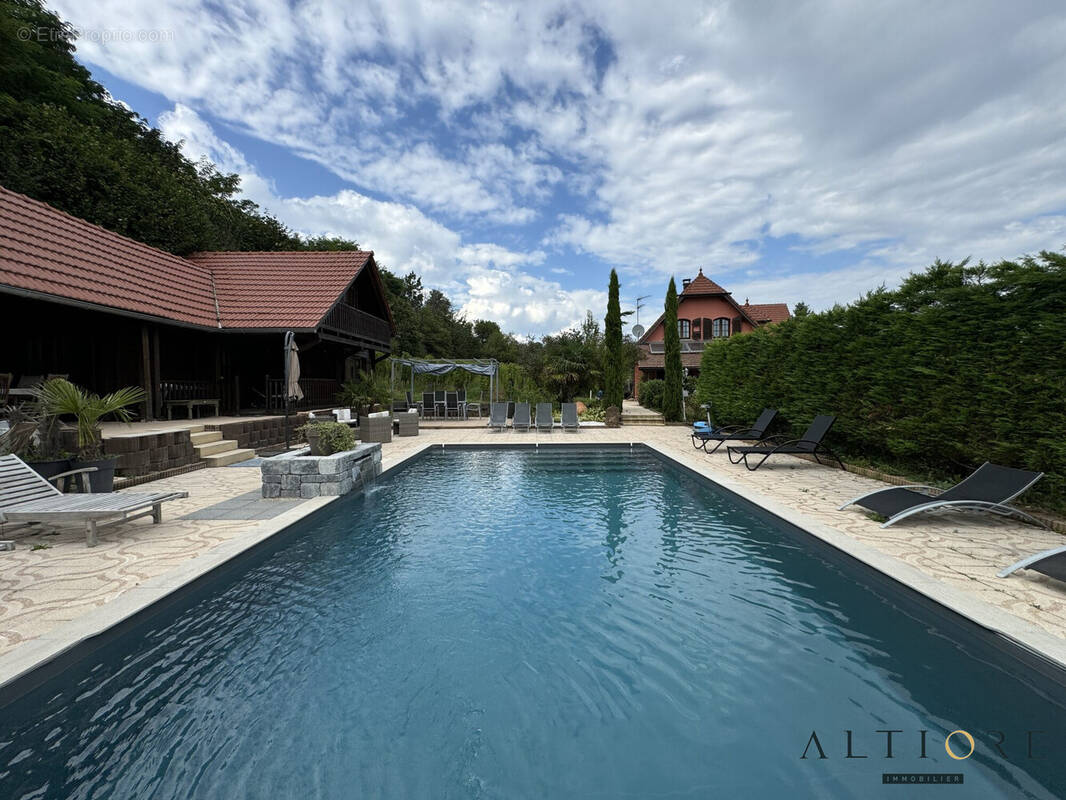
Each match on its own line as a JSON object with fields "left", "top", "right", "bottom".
{"left": 36, "top": 379, "right": 145, "bottom": 492}
{"left": 0, "top": 401, "right": 71, "bottom": 479}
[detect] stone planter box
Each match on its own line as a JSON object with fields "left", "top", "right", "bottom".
{"left": 261, "top": 442, "right": 382, "bottom": 498}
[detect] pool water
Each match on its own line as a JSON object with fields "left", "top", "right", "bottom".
{"left": 2, "top": 447, "right": 1065, "bottom": 798}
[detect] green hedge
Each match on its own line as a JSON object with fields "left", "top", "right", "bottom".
{"left": 638, "top": 379, "right": 665, "bottom": 411}
{"left": 695, "top": 254, "right": 1066, "bottom": 511}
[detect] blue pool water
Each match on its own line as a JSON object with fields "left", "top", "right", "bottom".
{"left": 2, "top": 446, "right": 1065, "bottom": 798}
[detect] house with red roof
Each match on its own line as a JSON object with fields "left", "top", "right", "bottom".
{"left": 0, "top": 186, "right": 394, "bottom": 418}
{"left": 633, "top": 270, "right": 789, "bottom": 393}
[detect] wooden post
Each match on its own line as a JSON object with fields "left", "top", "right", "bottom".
{"left": 152, "top": 328, "right": 162, "bottom": 417}
{"left": 140, "top": 324, "right": 154, "bottom": 420}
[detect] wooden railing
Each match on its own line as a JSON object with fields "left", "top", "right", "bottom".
{"left": 160, "top": 380, "right": 219, "bottom": 401}
{"left": 320, "top": 302, "right": 391, "bottom": 346}
{"left": 264, "top": 377, "right": 341, "bottom": 410}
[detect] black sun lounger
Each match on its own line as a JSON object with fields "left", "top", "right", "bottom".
{"left": 535, "top": 403, "right": 554, "bottom": 432}
{"left": 560, "top": 403, "right": 580, "bottom": 431}
{"left": 691, "top": 408, "right": 777, "bottom": 453}
{"left": 488, "top": 402, "right": 508, "bottom": 431}
{"left": 727, "top": 415, "right": 843, "bottom": 471}
{"left": 999, "top": 545, "right": 1066, "bottom": 581}
{"left": 513, "top": 402, "right": 531, "bottom": 431}
{"left": 840, "top": 462, "right": 1045, "bottom": 529}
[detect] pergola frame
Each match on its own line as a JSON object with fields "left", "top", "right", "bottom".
{"left": 388, "top": 357, "right": 500, "bottom": 405}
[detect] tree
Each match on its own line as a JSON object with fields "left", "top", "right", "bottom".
{"left": 793, "top": 301, "right": 811, "bottom": 318}
{"left": 0, "top": 0, "right": 302, "bottom": 255}
{"left": 662, "top": 277, "right": 684, "bottom": 421}
{"left": 603, "top": 269, "right": 624, "bottom": 408}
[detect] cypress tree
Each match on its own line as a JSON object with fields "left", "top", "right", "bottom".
{"left": 603, "top": 269, "right": 624, "bottom": 408}
{"left": 662, "top": 277, "right": 684, "bottom": 421}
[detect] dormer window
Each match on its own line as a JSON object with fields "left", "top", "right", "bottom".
{"left": 678, "top": 319, "right": 691, "bottom": 339}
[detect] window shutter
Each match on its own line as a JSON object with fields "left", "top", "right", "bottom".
{"left": 702, "top": 318, "right": 713, "bottom": 340}
{"left": 732, "top": 316, "right": 742, "bottom": 335}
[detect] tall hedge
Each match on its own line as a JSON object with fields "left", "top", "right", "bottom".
{"left": 662, "top": 277, "right": 684, "bottom": 421}
{"left": 695, "top": 254, "right": 1066, "bottom": 511}
{"left": 603, "top": 269, "right": 624, "bottom": 408}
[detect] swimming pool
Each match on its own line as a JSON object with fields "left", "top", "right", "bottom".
{"left": 2, "top": 446, "right": 1065, "bottom": 798}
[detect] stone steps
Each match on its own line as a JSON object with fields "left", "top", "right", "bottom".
{"left": 195, "top": 438, "right": 234, "bottom": 457}
{"left": 622, "top": 413, "right": 665, "bottom": 424}
{"left": 202, "top": 447, "right": 256, "bottom": 467}
{"left": 190, "top": 430, "right": 222, "bottom": 446}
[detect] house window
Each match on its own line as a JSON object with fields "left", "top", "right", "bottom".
{"left": 678, "top": 319, "right": 691, "bottom": 339}
{"left": 692, "top": 318, "right": 701, "bottom": 340}
{"left": 712, "top": 317, "right": 730, "bottom": 338}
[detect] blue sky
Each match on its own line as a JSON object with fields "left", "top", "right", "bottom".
{"left": 55, "top": 1, "right": 1066, "bottom": 337}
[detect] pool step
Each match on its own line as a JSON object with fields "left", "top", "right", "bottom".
{"left": 202, "top": 446, "right": 256, "bottom": 467}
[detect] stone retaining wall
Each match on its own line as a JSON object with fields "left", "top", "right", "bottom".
{"left": 207, "top": 413, "right": 310, "bottom": 451}
{"left": 261, "top": 442, "right": 382, "bottom": 498}
{"left": 96, "top": 430, "right": 198, "bottom": 477}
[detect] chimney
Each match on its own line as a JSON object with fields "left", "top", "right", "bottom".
{"left": 682, "top": 278, "right": 692, "bottom": 288}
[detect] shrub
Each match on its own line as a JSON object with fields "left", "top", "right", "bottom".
{"left": 694, "top": 254, "right": 1066, "bottom": 511}
{"left": 298, "top": 421, "right": 355, "bottom": 455}
{"left": 638, "top": 379, "right": 665, "bottom": 412}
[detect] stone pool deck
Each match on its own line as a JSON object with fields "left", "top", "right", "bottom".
{"left": 2, "top": 425, "right": 1065, "bottom": 675}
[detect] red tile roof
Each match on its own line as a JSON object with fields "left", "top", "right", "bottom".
{"left": 681, "top": 269, "right": 728, "bottom": 295}
{"left": 742, "top": 302, "right": 791, "bottom": 324}
{"left": 0, "top": 185, "right": 218, "bottom": 326}
{"left": 187, "top": 251, "right": 373, "bottom": 329}
{"left": 0, "top": 186, "right": 381, "bottom": 332}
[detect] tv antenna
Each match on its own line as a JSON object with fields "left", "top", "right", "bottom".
{"left": 628, "top": 295, "right": 649, "bottom": 338}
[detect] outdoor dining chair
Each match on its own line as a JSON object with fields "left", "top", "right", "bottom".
{"left": 445, "top": 391, "right": 461, "bottom": 419}
{"left": 422, "top": 392, "right": 436, "bottom": 418}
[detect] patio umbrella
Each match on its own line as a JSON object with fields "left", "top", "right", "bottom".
{"left": 285, "top": 331, "right": 304, "bottom": 401}
{"left": 283, "top": 331, "right": 302, "bottom": 452}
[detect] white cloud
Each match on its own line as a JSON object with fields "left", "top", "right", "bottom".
{"left": 158, "top": 105, "right": 575, "bottom": 334}
{"left": 59, "top": 0, "right": 1066, "bottom": 314}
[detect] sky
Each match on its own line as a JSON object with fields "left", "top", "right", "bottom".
{"left": 52, "top": 0, "right": 1066, "bottom": 337}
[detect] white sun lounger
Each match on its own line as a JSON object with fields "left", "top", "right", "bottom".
{"left": 0, "top": 454, "right": 188, "bottom": 547}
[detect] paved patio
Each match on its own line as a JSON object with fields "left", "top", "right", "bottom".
{"left": 2, "top": 424, "right": 1064, "bottom": 665}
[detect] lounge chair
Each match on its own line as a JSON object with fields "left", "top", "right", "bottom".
{"left": 0, "top": 454, "right": 188, "bottom": 547}
{"left": 560, "top": 403, "right": 580, "bottom": 432}
{"left": 488, "top": 402, "right": 507, "bottom": 431}
{"left": 535, "top": 403, "right": 554, "bottom": 432}
{"left": 727, "top": 415, "right": 843, "bottom": 471}
{"left": 692, "top": 408, "right": 777, "bottom": 453}
{"left": 999, "top": 545, "right": 1066, "bottom": 582}
{"left": 513, "top": 402, "right": 531, "bottom": 431}
{"left": 840, "top": 462, "right": 1045, "bottom": 529}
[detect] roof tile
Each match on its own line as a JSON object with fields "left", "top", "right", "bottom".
{"left": 0, "top": 186, "right": 378, "bottom": 331}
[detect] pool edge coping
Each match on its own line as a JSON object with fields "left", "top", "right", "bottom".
{"left": 638, "top": 441, "right": 1066, "bottom": 672}
{"left": 0, "top": 444, "right": 441, "bottom": 696}
{"left": 2, "top": 437, "right": 1064, "bottom": 697}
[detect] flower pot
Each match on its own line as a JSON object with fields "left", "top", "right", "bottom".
{"left": 306, "top": 429, "right": 325, "bottom": 456}
{"left": 27, "top": 458, "right": 71, "bottom": 482}
{"left": 71, "top": 457, "right": 118, "bottom": 493}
